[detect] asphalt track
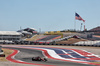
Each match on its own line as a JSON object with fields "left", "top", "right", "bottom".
{"left": 3, "top": 47, "right": 95, "bottom": 66}
{"left": 37, "top": 35, "right": 61, "bottom": 41}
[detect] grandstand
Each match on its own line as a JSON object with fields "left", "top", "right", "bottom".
{"left": 17, "top": 28, "right": 38, "bottom": 38}
{"left": 0, "top": 31, "right": 22, "bottom": 43}
{"left": 88, "top": 26, "right": 100, "bottom": 40}
{"left": 88, "top": 26, "right": 100, "bottom": 35}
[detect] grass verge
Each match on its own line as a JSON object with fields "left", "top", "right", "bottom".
{"left": 0, "top": 48, "right": 13, "bottom": 61}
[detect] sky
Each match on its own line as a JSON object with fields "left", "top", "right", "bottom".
{"left": 0, "top": 0, "right": 100, "bottom": 32}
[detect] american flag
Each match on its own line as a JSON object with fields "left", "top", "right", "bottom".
{"left": 75, "top": 13, "right": 85, "bottom": 22}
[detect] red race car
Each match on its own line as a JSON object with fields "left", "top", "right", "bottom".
{"left": 32, "top": 56, "right": 47, "bottom": 62}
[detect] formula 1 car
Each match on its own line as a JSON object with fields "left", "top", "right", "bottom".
{"left": 32, "top": 56, "right": 47, "bottom": 62}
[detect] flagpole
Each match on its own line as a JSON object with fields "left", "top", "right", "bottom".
{"left": 74, "top": 19, "right": 76, "bottom": 31}
{"left": 80, "top": 23, "right": 82, "bottom": 31}
{"left": 84, "top": 22, "right": 85, "bottom": 31}
{"left": 75, "top": 12, "right": 85, "bottom": 31}
{"left": 74, "top": 12, "right": 76, "bottom": 31}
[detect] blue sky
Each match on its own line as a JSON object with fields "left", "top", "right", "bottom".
{"left": 0, "top": 0, "right": 100, "bottom": 32}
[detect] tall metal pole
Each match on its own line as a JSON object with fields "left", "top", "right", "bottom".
{"left": 84, "top": 22, "right": 85, "bottom": 31}
{"left": 39, "top": 28, "right": 41, "bottom": 34}
{"left": 74, "top": 12, "right": 76, "bottom": 31}
{"left": 80, "top": 23, "right": 83, "bottom": 31}
{"left": 74, "top": 19, "right": 76, "bottom": 31}
{"left": 20, "top": 26, "right": 22, "bottom": 30}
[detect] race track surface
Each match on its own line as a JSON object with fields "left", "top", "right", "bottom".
{"left": 2, "top": 45, "right": 96, "bottom": 66}
{"left": 37, "top": 35, "right": 61, "bottom": 41}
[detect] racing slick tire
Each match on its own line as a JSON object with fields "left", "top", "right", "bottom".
{"left": 32, "top": 57, "right": 35, "bottom": 61}
{"left": 44, "top": 58, "right": 47, "bottom": 62}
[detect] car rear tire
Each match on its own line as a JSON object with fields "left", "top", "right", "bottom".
{"left": 44, "top": 58, "right": 47, "bottom": 62}
{"left": 32, "top": 57, "right": 35, "bottom": 61}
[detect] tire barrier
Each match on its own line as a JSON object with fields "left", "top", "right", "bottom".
{"left": 1, "top": 41, "right": 100, "bottom": 47}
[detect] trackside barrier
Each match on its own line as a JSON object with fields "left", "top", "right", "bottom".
{"left": 0, "top": 46, "right": 5, "bottom": 57}
{"left": 52, "top": 35, "right": 74, "bottom": 42}
{"left": 1, "top": 40, "right": 100, "bottom": 47}
{"left": 74, "top": 40, "right": 100, "bottom": 47}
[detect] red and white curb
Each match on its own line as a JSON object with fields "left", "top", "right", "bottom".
{"left": 5, "top": 48, "right": 55, "bottom": 66}
{"left": 3, "top": 45, "right": 100, "bottom": 66}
